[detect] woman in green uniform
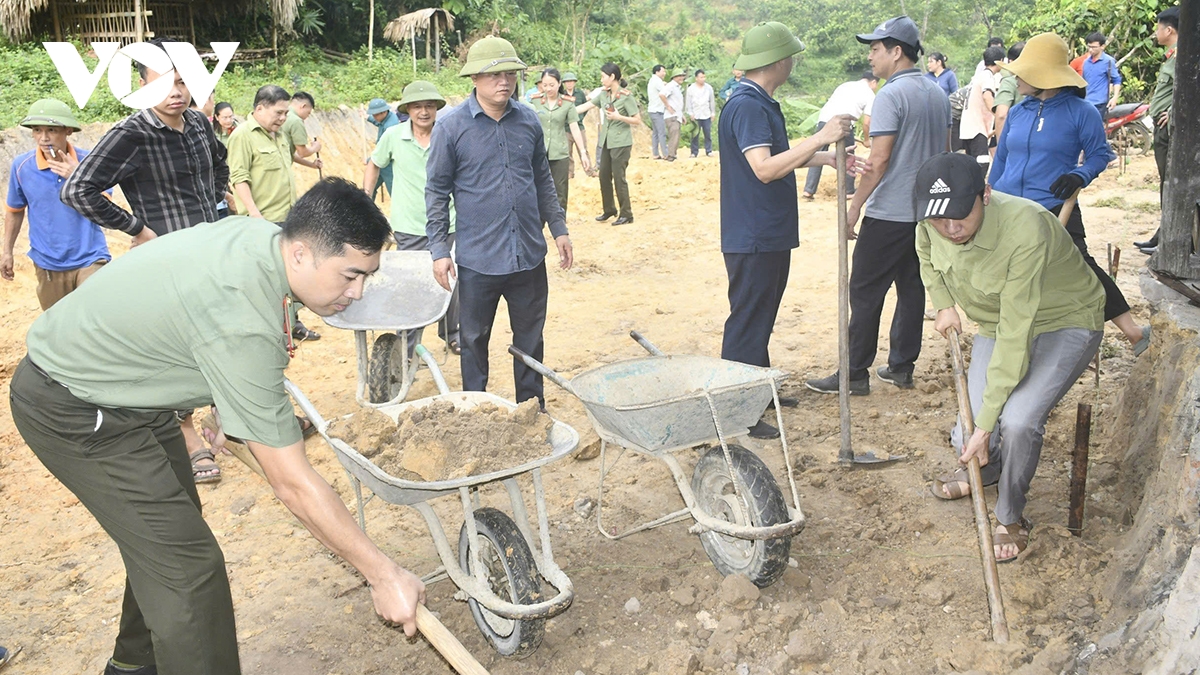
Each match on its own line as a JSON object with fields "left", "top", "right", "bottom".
{"left": 531, "top": 68, "right": 591, "bottom": 215}
{"left": 577, "top": 62, "right": 642, "bottom": 226}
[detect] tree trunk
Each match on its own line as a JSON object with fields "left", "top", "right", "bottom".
{"left": 1151, "top": 1, "right": 1200, "bottom": 278}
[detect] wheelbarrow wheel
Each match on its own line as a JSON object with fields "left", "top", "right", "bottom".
{"left": 458, "top": 507, "right": 545, "bottom": 658}
{"left": 691, "top": 445, "right": 790, "bottom": 588}
{"left": 367, "top": 333, "right": 406, "bottom": 404}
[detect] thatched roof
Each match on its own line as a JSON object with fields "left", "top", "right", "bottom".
{"left": 383, "top": 7, "right": 453, "bottom": 43}
{"left": 0, "top": 0, "right": 302, "bottom": 41}
{"left": 0, "top": 0, "right": 50, "bottom": 40}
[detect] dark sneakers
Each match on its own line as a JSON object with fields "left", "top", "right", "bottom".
{"left": 748, "top": 419, "right": 780, "bottom": 439}
{"left": 876, "top": 366, "right": 914, "bottom": 389}
{"left": 804, "top": 373, "right": 870, "bottom": 396}
{"left": 104, "top": 662, "right": 157, "bottom": 675}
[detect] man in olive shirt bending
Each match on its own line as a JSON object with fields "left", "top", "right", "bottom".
{"left": 915, "top": 153, "right": 1104, "bottom": 563}
{"left": 9, "top": 179, "right": 424, "bottom": 675}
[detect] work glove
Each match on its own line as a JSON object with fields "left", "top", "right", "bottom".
{"left": 1049, "top": 172, "right": 1085, "bottom": 200}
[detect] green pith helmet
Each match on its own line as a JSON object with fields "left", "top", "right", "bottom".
{"left": 397, "top": 81, "right": 447, "bottom": 112}
{"left": 458, "top": 36, "right": 527, "bottom": 77}
{"left": 562, "top": 72, "right": 578, "bottom": 82}
{"left": 21, "top": 98, "right": 81, "bottom": 131}
{"left": 671, "top": 68, "right": 686, "bottom": 79}
{"left": 734, "top": 22, "right": 806, "bottom": 71}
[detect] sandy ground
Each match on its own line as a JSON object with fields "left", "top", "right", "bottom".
{"left": 0, "top": 125, "right": 1164, "bottom": 674}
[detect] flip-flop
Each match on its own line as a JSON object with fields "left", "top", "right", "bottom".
{"left": 930, "top": 468, "right": 971, "bottom": 500}
{"left": 994, "top": 518, "right": 1033, "bottom": 564}
{"left": 189, "top": 448, "right": 222, "bottom": 484}
{"left": 448, "top": 339, "right": 461, "bottom": 356}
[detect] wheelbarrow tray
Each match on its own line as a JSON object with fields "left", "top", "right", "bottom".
{"left": 321, "top": 391, "right": 579, "bottom": 506}
{"left": 568, "top": 355, "right": 787, "bottom": 454}
{"left": 323, "top": 249, "right": 453, "bottom": 332}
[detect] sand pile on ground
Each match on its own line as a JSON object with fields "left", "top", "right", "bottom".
{"left": 330, "top": 399, "right": 555, "bottom": 481}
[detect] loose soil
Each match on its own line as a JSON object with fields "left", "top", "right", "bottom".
{"left": 0, "top": 115, "right": 1163, "bottom": 674}
{"left": 329, "top": 399, "right": 555, "bottom": 481}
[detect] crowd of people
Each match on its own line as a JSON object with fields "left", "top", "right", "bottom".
{"left": 0, "top": 7, "right": 1183, "bottom": 670}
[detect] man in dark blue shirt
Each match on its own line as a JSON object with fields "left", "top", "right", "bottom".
{"left": 426, "top": 37, "right": 572, "bottom": 407}
{"left": 719, "top": 21, "right": 854, "bottom": 438}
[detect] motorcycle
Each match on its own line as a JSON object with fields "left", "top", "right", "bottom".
{"left": 1104, "top": 103, "right": 1154, "bottom": 156}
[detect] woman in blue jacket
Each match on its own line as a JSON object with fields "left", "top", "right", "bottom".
{"left": 990, "top": 33, "right": 1149, "bottom": 354}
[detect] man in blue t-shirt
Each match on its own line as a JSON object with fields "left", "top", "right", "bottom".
{"left": 806, "top": 16, "right": 952, "bottom": 396}
{"left": 719, "top": 21, "right": 854, "bottom": 439}
{"left": 1082, "top": 32, "right": 1122, "bottom": 118}
{"left": 3, "top": 99, "right": 111, "bottom": 310}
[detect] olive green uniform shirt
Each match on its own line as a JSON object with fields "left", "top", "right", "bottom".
{"left": 1149, "top": 50, "right": 1175, "bottom": 122}
{"left": 227, "top": 116, "right": 297, "bottom": 222}
{"left": 371, "top": 120, "right": 455, "bottom": 236}
{"left": 531, "top": 98, "right": 580, "bottom": 161}
{"left": 993, "top": 74, "right": 1023, "bottom": 111}
{"left": 26, "top": 218, "right": 303, "bottom": 448}
{"left": 916, "top": 192, "right": 1104, "bottom": 432}
{"left": 591, "top": 90, "right": 639, "bottom": 149}
{"left": 280, "top": 109, "right": 310, "bottom": 157}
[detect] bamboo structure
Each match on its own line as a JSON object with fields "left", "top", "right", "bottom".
{"left": 383, "top": 8, "right": 454, "bottom": 73}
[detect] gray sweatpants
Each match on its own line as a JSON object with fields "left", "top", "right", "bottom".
{"left": 650, "top": 111, "right": 666, "bottom": 158}
{"left": 950, "top": 327, "right": 1102, "bottom": 525}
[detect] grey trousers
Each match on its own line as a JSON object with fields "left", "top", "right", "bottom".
{"left": 393, "top": 231, "right": 460, "bottom": 351}
{"left": 650, "top": 111, "right": 666, "bottom": 158}
{"left": 665, "top": 117, "right": 682, "bottom": 159}
{"left": 950, "top": 327, "right": 1102, "bottom": 525}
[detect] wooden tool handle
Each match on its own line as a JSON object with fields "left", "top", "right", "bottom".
{"left": 836, "top": 139, "right": 853, "bottom": 464}
{"left": 1058, "top": 190, "right": 1079, "bottom": 228}
{"left": 946, "top": 328, "right": 1010, "bottom": 644}
{"left": 416, "top": 604, "right": 490, "bottom": 675}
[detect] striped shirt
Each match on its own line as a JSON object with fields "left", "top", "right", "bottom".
{"left": 425, "top": 92, "right": 567, "bottom": 275}
{"left": 61, "top": 108, "right": 229, "bottom": 236}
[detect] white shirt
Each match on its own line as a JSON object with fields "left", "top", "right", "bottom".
{"left": 818, "top": 79, "right": 876, "bottom": 123}
{"left": 661, "top": 80, "right": 685, "bottom": 121}
{"left": 960, "top": 69, "right": 998, "bottom": 140}
{"left": 685, "top": 82, "right": 716, "bottom": 119}
{"left": 647, "top": 74, "right": 666, "bottom": 114}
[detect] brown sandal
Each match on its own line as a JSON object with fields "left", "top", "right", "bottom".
{"left": 189, "top": 448, "right": 222, "bottom": 484}
{"left": 994, "top": 518, "right": 1032, "bottom": 564}
{"left": 931, "top": 468, "right": 971, "bottom": 500}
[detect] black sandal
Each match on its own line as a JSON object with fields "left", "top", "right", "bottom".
{"left": 292, "top": 325, "right": 321, "bottom": 341}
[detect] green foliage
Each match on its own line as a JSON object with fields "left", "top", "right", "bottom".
{"left": 1013, "top": 0, "right": 1173, "bottom": 100}
{"left": 296, "top": 6, "right": 326, "bottom": 37}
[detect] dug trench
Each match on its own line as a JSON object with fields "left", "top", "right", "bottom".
{"left": 0, "top": 111, "right": 1194, "bottom": 674}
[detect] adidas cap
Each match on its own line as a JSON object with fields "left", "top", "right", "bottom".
{"left": 913, "top": 152, "right": 986, "bottom": 221}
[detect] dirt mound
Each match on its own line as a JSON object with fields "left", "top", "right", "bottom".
{"left": 330, "top": 399, "right": 555, "bottom": 482}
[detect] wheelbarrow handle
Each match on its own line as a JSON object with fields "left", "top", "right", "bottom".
{"left": 507, "top": 345, "right": 577, "bottom": 396}
{"left": 629, "top": 330, "right": 665, "bottom": 356}
{"left": 284, "top": 379, "right": 328, "bottom": 432}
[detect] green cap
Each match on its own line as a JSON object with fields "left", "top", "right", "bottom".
{"left": 734, "top": 22, "right": 805, "bottom": 71}
{"left": 459, "top": 36, "right": 527, "bottom": 77}
{"left": 562, "top": 71, "right": 578, "bottom": 82}
{"left": 397, "top": 80, "right": 447, "bottom": 113}
{"left": 21, "top": 98, "right": 81, "bottom": 131}
{"left": 671, "top": 68, "right": 687, "bottom": 78}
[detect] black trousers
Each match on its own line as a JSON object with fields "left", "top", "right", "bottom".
{"left": 458, "top": 262, "right": 549, "bottom": 406}
{"left": 848, "top": 217, "right": 925, "bottom": 379}
{"left": 9, "top": 358, "right": 239, "bottom": 673}
{"left": 721, "top": 250, "right": 790, "bottom": 368}
{"left": 1050, "top": 202, "right": 1130, "bottom": 321}
{"left": 1154, "top": 122, "right": 1171, "bottom": 194}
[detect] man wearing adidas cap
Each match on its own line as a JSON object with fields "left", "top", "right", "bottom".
{"left": 914, "top": 152, "right": 1103, "bottom": 563}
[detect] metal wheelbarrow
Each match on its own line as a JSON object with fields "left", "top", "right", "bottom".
{"left": 285, "top": 347, "right": 577, "bottom": 657}
{"left": 323, "top": 249, "right": 454, "bottom": 408}
{"left": 509, "top": 331, "right": 805, "bottom": 588}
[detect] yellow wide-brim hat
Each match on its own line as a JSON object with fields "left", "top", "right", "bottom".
{"left": 1004, "top": 33, "right": 1087, "bottom": 90}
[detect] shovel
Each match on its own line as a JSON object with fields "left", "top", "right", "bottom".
{"left": 946, "top": 327, "right": 1010, "bottom": 643}
{"left": 834, "top": 139, "right": 905, "bottom": 467}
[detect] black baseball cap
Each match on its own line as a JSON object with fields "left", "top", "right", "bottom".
{"left": 914, "top": 153, "right": 986, "bottom": 221}
{"left": 856, "top": 16, "right": 924, "bottom": 53}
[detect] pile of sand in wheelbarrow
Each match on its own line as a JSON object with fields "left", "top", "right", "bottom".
{"left": 329, "top": 399, "right": 556, "bottom": 482}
